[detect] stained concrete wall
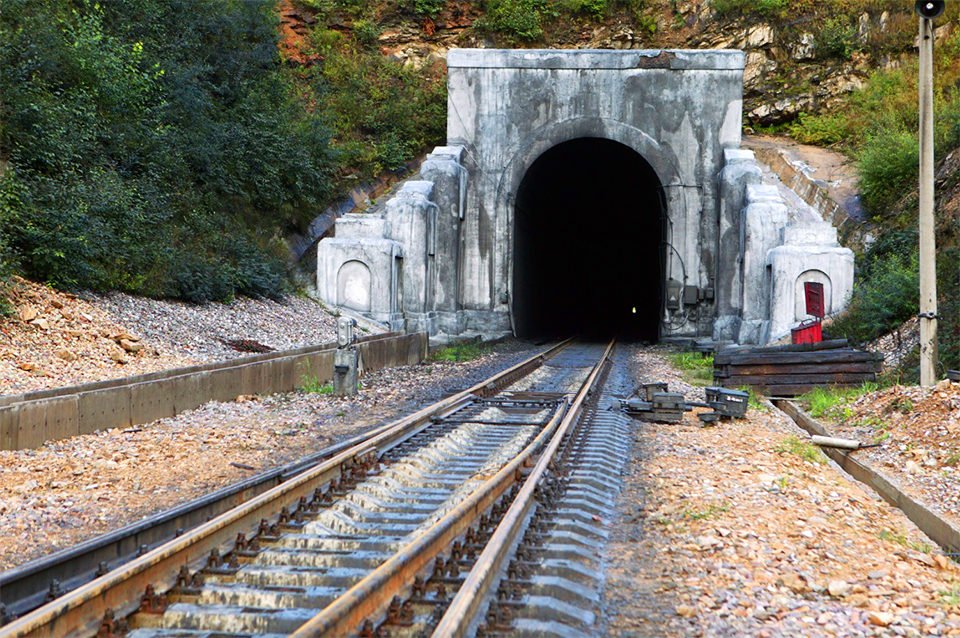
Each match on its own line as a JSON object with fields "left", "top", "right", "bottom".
{"left": 317, "top": 49, "right": 848, "bottom": 343}
{"left": 446, "top": 48, "right": 746, "bottom": 335}
{"left": 0, "top": 332, "right": 428, "bottom": 451}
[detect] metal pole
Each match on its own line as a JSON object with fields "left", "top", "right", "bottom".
{"left": 918, "top": 15, "right": 938, "bottom": 386}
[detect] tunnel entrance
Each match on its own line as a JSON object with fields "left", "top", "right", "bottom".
{"left": 512, "top": 138, "right": 665, "bottom": 341}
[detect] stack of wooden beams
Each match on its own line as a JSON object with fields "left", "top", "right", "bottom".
{"left": 712, "top": 339, "right": 883, "bottom": 396}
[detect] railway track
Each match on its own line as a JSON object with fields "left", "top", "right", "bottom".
{"left": 1, "top": 339, "right": 629, "bottom": 638}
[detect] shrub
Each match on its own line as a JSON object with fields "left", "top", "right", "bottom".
{"left": 352, "top": 18, "right": 382, "bottom": 47}
{"left": 313, "top": 42, "right": 447, "bottom": 178}
{"left": 857, "top": 127, "right": 919, "bottom": 215}
{"left": 0, "top": 0, "right": 335, "bottom": 301}
{"left": 816, "top": 17, "right": 859, "bottom": 60}
{"left": 831, "top": 250, "right": 918, "bottom": 345}
{"left": 407, "top": 0, "right": 447, "bottom": 17}
{"left": 788, "top": 112, "right": 852, "bottom": 146}
{"left": 711, "top": 0, "right": 786, "bottom": 19}
{"left": 477, "top": 0, "right": 557, "bottom": 42}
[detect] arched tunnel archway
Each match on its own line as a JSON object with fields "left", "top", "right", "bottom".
{"left": 512, "top": 137, "right": 665, "bottom": 341}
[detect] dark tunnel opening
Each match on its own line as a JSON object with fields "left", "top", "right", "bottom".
{"left": 512, "top": 137, "right": 665, "bottom": 341}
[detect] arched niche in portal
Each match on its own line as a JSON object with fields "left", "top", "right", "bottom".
{"left": 794, "top": 269, "right": 832, "bottom": 320}
{"left": 337, "top": 260, "right": 372, "bottom": 312}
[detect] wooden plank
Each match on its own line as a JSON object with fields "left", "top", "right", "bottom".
{"left": 722, "top": 372, "right": 877, "bottom": 386}
{"left": 724, "top": 362, "right": 882, "bottom": 375}
{"left": 715, "top": 351, "right": 880, "bottom": 366}
{"left": 726, "top": 382, "right": 862, "bottom": 396}
{"left": 714, "top": 339, "right": 848, "bottom": 360}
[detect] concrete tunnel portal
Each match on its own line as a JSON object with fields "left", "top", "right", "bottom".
{"left": 512, "top": 137, "right": 665, "bottom": 341}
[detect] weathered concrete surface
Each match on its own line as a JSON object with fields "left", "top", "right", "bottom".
{"left": 446, "top": 48, "right": 746, "bottom": 335}
{"left": 767, "top": 222, "right": 854, "bottom": 343}
{"left": 315, "top": 49, "right": 853, "bottom": 344}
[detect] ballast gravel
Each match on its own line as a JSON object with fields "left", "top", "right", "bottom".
{"left": 0, "top": 339, "right": 539, "bottom": 570}
{"left": 602, "top": 347, "right": 960, "bottom": 638}
{"left": 91, "top": 291, "right": 355, "bottom": 362}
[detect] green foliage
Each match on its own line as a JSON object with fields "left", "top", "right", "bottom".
{"left": 774, "top": 435, "right": 827, "bottom": 464}
{"left": 798, "top": 382, "right": 878, "bottom": 419}
{"left": 309, "top": 30, "right": 447, "bottom": 178}
{"left": 407, "top": 0, "right": 446, "bottom": 17}
{"left": 668, "top": 351, "right": 714, "bottom": 385}
{"left": 352, "top": 19, "right": 382, "bottom": 48}
{"left": 788, "top": 112, "right": 850, "bottom": 145}
{"left": 857, "top": 128, "right": 919, "bottom": 215}
{"left": 571, "top": 0, "right": 607, "bottom": 20}
{"left": 830, "top": 239, "right": 918, "bottom": 344}
{"left": 430, "top": 342, "right": 485, "bottom": 362}
{"left": 711, "top": 0, "right": 786, "bottom": 18}
{"left": 477, "top": 0, "right": 558, "bottom": 42}
{"left": 815, "top": 17, "right": 859, "bottom": 60}
{"left": 0, "top": 0, "right": 336, "bottom": 301}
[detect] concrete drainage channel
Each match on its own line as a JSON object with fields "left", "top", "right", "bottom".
{"left": 0, "top": 340, "right": 638, "bottom": 638}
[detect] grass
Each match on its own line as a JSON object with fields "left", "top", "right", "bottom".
{"left": 798, "top": 382, "right": 879, "bottom": 419}
{"left": 737, "top": 385, "right": 768, "bottom": 412}
{"left": 683, "top": 502, "right": 730, "bottom": 521}
{"left": 668, "top": 351, "right": 714, "bottom": 386}
{"left": 300, "top": 378, "right": 336, "bottom": 394}
{"left": 430, "top": 342, "right": 485, "bottom": 363}
{"left": 940, "top": 583, "right": 960, "bottom": 606}
{"left": 879, "top": 527, "right": 932, "bottom": 554}
{"left": 298, "top": 360, "right": 337, "bottom": 394}
{"left": 775, "top": 435, "right": 827, "bottom": 465}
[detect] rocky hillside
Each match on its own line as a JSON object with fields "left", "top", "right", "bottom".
{"left": 286, "top": 0, "right": 934, "bottom": 126}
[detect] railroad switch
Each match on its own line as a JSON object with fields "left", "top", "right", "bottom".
{"left": 620, "top": 383, "right": 748, "bottom": 423}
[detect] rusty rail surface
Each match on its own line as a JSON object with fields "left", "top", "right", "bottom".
{"left": 430, "top": 340, "right": 615, "bottom": 637}
{"left": 0, "top": 340, "right": 572, "bottom": 638}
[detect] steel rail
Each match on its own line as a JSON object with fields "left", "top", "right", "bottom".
{"left": 0, "top": 339, "right": 572, "bottom": 638}
{"left": 430, "top": 339, "right": 616, "bottom": 638}
{"left": 290, "top": 339, "right": 615, "bottom": 638}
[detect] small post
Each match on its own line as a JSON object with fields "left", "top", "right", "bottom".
{"left": 334, "top": 317, "right": 359, "bottom": 396}
{"left": 916, "top": 1, "right": 944, "bottom": 386}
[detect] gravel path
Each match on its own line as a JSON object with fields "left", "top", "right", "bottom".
{"left": 0, "top": 339, "right": 540, "bottom": 570}
{"left": 602, "top": 347, "right": 960, "bottom": 637}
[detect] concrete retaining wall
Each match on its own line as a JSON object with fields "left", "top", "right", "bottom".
{"left": 0, "top": 332, "right": 428, "bottom": 451}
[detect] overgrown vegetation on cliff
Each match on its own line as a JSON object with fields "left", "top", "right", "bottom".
{"left": 0, "top": 0, "right": 446, "bottom": 302}
{"left": 794, "top": 26, "right": 960, "bottom": 377}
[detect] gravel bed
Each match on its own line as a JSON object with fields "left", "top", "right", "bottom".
{"left": 90, "top": 291, "right": 358, "bottom": 362}
{"left": 602, "top": 347, "right": 960, "bottom": 637}
{"left": 0, "top": 339, "right": 540, "bottom": 570}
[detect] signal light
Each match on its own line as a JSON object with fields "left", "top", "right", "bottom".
{"left": 915, "top": 1, "right": 946, "bottom": 19}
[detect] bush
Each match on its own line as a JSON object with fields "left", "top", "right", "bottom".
{"left": 831, "top": 249, "right": 918, "bottom": 345}
{"left": 0, "top": 0, "right": 335, "bottom": 301}
{"left": 312, "top": 38, "right": 447, "bottom": 178}
{"left": 477, "top": 0, "right": 557, "bottom": 42}
{"left": 857, "top": 128, "right": 919, "bottom": 216}
{"left": 816, "top": 17, "right": 859, "bottom": 60}
{"left": 711, "top": 0, "right": 786, "bottom": 18}
{"left": 407, "top": 0, "right": 446, "bottom": 17}
{"left": 788, "top": 112, "right": 852, "bottom": 146}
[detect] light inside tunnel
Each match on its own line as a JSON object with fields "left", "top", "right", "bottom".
{"left": 512, "top": 137, "right": 665, "bottom": 341}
